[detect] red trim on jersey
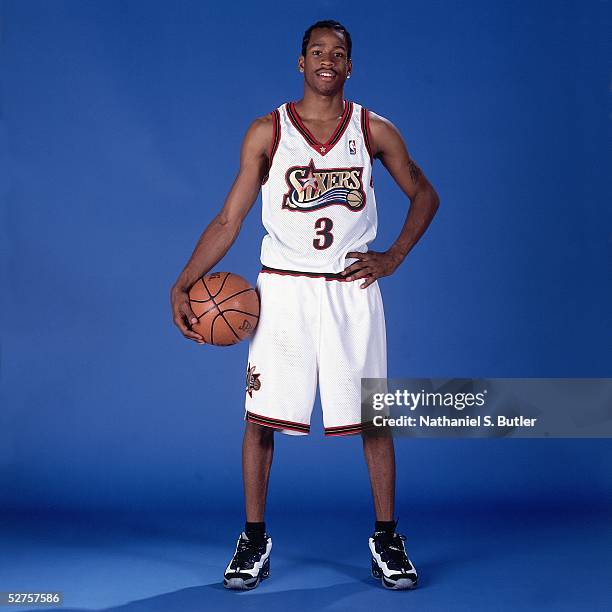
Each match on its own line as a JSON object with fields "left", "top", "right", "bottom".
{"left": 260, "top": 265, "right": 350, "bottom": 282}
{"left": 286, "top": 100, "right": 353, "bottom": 156}
{"left": 325, "top": 429, "right": 361, "bottom": 437}
{"left": 360, "top": 107, "right": 374, "bottom": 162}
{"left": 246, "top": 410, "right": 310, "bottom": 433}
{"left": 269, "top": 109, "right": 281, "bottom": 164}
{"left": 324, "top": 420, "right": 376, "bottom": 437}
{"left": 262, "top": 109, "right": 281, "bottom": 186}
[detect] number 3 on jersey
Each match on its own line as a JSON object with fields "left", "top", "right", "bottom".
{"left": 313, "top": 217, "right": 333, "bottom": 250}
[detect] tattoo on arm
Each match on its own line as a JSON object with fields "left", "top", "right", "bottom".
{"left": 408, "top": 158, "right": 422, "bottom": 184}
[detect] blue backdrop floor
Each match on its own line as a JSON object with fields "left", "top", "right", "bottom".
{"left": 1, "top": 506, "right": 610, "bottom": 611}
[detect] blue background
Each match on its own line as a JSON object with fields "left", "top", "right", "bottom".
{"left": 1, "top": 1, "right": 611, "bottom": 610}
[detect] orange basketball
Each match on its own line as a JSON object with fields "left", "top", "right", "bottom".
{"left": 189, "top": 272, "right": 260, "bottom": 346}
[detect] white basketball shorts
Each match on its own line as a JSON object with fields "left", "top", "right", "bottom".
{"left": 244, "top": 265, "right": 387, "bottom": 436}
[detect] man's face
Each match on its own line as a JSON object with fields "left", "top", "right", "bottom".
{"left": 298, "top": 28, "right": 352, "bottom": 96}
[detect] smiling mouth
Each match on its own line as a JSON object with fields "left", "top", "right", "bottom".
{"left": 316, "top": 71, "right": 336, "bottom": 81}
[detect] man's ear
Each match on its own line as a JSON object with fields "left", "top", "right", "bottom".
{"left": 298, "top": 56, "right": 305, "bottom": 73}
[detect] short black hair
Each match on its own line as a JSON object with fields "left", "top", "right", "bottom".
{"left": 301, "top": 20, "right": 352, "bottom": 60}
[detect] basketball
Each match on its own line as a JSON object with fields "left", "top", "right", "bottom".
{"left": 346, "top": 190, "right": 364, "bottom": 208}
{"left": 189, "top": 272, "right": 260, "bottom": 346}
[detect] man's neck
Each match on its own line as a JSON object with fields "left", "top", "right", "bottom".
{"left": 294, "top": 89, "right": 346, "bottom": 121}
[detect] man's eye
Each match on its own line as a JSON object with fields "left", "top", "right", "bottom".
{"left": 335, "top": 53, "right": 344, "bottom": 58}
{"left": 312, "top": 50, "right": 321, "bottom": 55}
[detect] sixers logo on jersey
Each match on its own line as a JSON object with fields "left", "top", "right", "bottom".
{"left": 282, "top": 159, "right": 366, "bottom": 212}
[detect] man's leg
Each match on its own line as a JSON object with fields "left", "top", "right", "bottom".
{"left": 243, "top": 421, "right": 275, "bottom": 521}
{"left": 363, "top": 428, "right": 418, "bottom": 589}
{"left": 224, "top": 421, "right": 274, "bottom": 590}
{"left": 362, "top": 428, "right": 395, "bottom": 521}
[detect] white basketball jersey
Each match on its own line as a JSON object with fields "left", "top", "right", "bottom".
{"left": 259, "top": 100, "right": 377, "bottom": 274}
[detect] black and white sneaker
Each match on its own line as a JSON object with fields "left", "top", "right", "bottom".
{"left": 369, "top": 528, "right": 418, "bottom": 590}
{"left": 223, "top": 531, "right": 272, "bottom": 590}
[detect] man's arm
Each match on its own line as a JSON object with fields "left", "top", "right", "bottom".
{"left": 342, "top": 112, "right": 440, "bottom": 288}
{"left": 170, "top": 115, "right": 273, "bottom": 342}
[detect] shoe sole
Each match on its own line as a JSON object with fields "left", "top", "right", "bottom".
{"left": 224, "top": 558, "right": 270, "bottom": 590}
{"left": 371, "top": 557, "right": 417, "bottom": 590}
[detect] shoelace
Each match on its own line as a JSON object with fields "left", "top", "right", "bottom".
{"left": 231, "top": 537, "right": 267, "bottom": 568}
{"left": 376, "top": 533, "right": 411, "bottom": 570}
{"left": 387, "top": 533, "right": 406, "bottom": 551}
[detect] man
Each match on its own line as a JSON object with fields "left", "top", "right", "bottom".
{"left": 171, "top": 20, "right": 440, "bottom": 591}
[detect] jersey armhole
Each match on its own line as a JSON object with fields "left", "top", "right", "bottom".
{"left": 360, "top": 107, "right": 374, "bottom": 164}
{"left": 261, "top": 109, "right": 281, "bottom": 185}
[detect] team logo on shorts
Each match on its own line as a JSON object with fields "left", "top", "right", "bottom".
{"left": 282, "top": 159, "right": 366, "bottom": 212}
{"left": 246, "top": 362, "right": 261, "bottom": 397}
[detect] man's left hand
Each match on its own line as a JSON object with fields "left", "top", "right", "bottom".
{"left": 342, "top": 250, "right": 403, "bottom": 289}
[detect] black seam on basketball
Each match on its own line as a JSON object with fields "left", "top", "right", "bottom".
{"left": 217, "top": 309, "right": 241, "bottom": 342}
{"left": 194, "top": 282, "right": 222, "bottom": 320}
{"left": 210, "top": 311, "right": 237, "bottom": 344}
{"left": 190, "top": 278, "right": 214, "bottom": 303}
{"left": 195, "top": 303, "right": 217, "bottom": 320}
{"left": 197, "top": 304, "right": 258, "bottom": 322}
{"left": 215, "top": 272, "right": 232, "bottom": 298}
{"left": 219, "top": 308, "right": 260, "bottom": 319}
{"left": 210, "top": 312, "right": 217, "bottom": 344}
{"left": 203, "top": 272, "right": 232, "bottom": 300}
{"left": 214, "top": 287, "right": 258, "bottom": 308}
{"left": 199, "top": 273, "right": 240, "bottom": 341}
{"left": 195, "top": 292, "right": 256, "bottom": 320}
{"left": 194, "top": 285, "right": 259, "bottom": 325}
{"left": 201, "top": 272, "right": 227, "bottom": 301}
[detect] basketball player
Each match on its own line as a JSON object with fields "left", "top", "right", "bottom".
{"left": 171, "top": 20, "right": 440, "bottom": 590}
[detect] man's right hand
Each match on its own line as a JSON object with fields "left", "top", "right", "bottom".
{"left": 170, "top": 286, "right": 205, "bottom": 344}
